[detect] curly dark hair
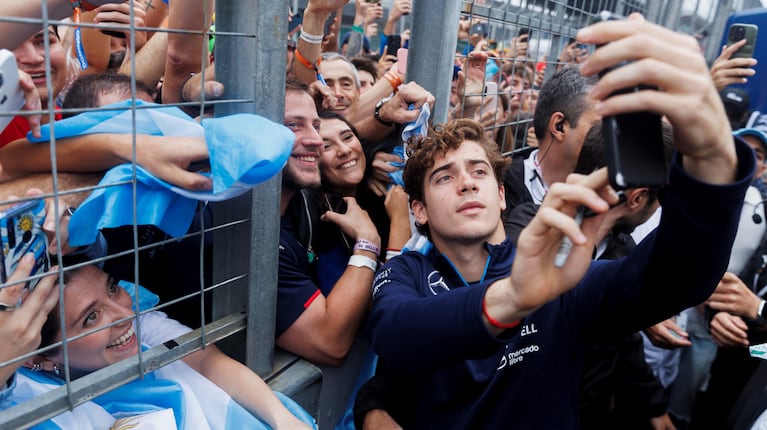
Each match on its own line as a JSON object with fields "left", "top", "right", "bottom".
{"left": 403, "top": 118, "right": 510, "bottom": 237}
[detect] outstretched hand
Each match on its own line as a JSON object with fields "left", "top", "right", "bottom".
{"left": 578, "top": 13, "right": 737, "bottom": 185}
{"left": 135, "top": 135, "right": 212, "bottom": 191}
{"left": 0, "top": 253, "right": 59, "bottom": 387}
{"left": 511, "top": 168, "right": 617, "bottom": 310}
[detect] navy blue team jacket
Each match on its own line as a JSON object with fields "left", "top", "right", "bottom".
{"left": 366, "top": 138, "right": 755, "bottom": 429}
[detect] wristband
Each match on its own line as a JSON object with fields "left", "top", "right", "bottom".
{"left": 348, "top": 255, "right": 378, "bottom": 272}
{"left": 385, "top": 249, "right": 401, "bottom": 261}
{"left": 351, "top": 25, "right": 364, "bottom": 34}
{"left": 482, "top": 298, "right": 521, "bottom": 330}
{"left": 382, "top": 71, "right": 403, "bottom": 92}
{"left": 300, "top": 31, "right": 324, "bottom": 45}
{"left": 294, "top": 49, "right": 326, "bottom": 84}
{"left": 294, "top": 48, "right": 320, "bottom": 71}
{"left": 354, "top": 238, "right": 381, "bottom": 256}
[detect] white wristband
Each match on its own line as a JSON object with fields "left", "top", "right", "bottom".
{"left": 300, "top": 31, "right": 324, "bottom": 44}
{"left": 348, "top": 255, "right": 378, "bottom": 272}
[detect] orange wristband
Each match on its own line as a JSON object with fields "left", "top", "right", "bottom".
{"left": 482, "top": 298, "right": 521, "bottom": 330}
{"left": 294, "top": 48, "right": 321, "bottom": 72}
{"left": 383, "top": 71, "right": 402, "bottom": 92}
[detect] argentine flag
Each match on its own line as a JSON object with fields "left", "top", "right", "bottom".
{"left": 28, "top": 100, "right": 294, "bottom": 247}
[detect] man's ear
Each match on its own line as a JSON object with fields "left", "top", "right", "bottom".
{"left": 625, "top": 188, "right": 649, "bottom": 210}
{"left": 499, "top": 184, "right": 506, "bottom": 212}
{"left": 411, "top": 199, "right": 429, "bottom": 227}
{"left": 548, "top": 112, "right": 566, "bottom": 140}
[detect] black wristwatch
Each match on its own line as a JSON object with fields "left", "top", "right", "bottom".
{"left": 374, "top": 96, "right": 395, "bottom": 127}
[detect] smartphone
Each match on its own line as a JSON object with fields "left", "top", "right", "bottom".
{"left": 592, "top": 11, "right": 667, "bottom": 189}
{"left": 0, "top": 50, "right": 26, "bottom": 134}
{"left": 727, "top": 23, "right": 758, "bottom": 59}
{"left": 386, "top": 35, "right": 402, "bottom": 57}
{"left": 397, "top": 48, "right": 408, "bottom": 75}
{"left": 0, "top": 199, "right": 50, "bottom": 299}
{"left": 480, "top": 81, "right": 499, "bottom": 116}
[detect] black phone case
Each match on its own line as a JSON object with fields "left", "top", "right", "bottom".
{"left": 593, "top": 11, "right": 668, "bottom": 189}
{"left": 603, "top": 110, "right": 667, "bottom": 189}
{"left": 386, "top": 36, "right": 401, "bottom": 56}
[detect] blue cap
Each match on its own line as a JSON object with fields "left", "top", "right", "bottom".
{"left": 735, "top": 127, "right": 767, "bottom": 150}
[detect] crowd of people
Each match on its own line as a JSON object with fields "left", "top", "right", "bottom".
{"left": 1, "top": 1, "right": 767, "bottom": 429}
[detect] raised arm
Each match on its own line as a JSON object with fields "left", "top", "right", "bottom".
{"left": 277, "top": 197, "right": 380, "bottom": 366}
{"left": 161, "top": 0, "right": 214, "bottom": 106}
{"left": 292, "top": 0, "right": 350, "bottom": 84}
{"left": 578, "top": 14, "right": 738, "bottom": 184}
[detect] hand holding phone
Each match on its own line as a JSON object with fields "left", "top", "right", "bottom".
{"left": 592, "top": 11, "right": 668, "bottom": 189}
{"left": 727, "top": 23, "right": 758, "bottom": 59}
{"left": 0, "top": 199, "right": 50, "bottom": 309}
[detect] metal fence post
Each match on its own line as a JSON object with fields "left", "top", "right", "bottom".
{"left": 213, "top": 0, "right": 287, "bottom": 375}
{"left": 406, "top": 0, "right": 462, "bottom": 124}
